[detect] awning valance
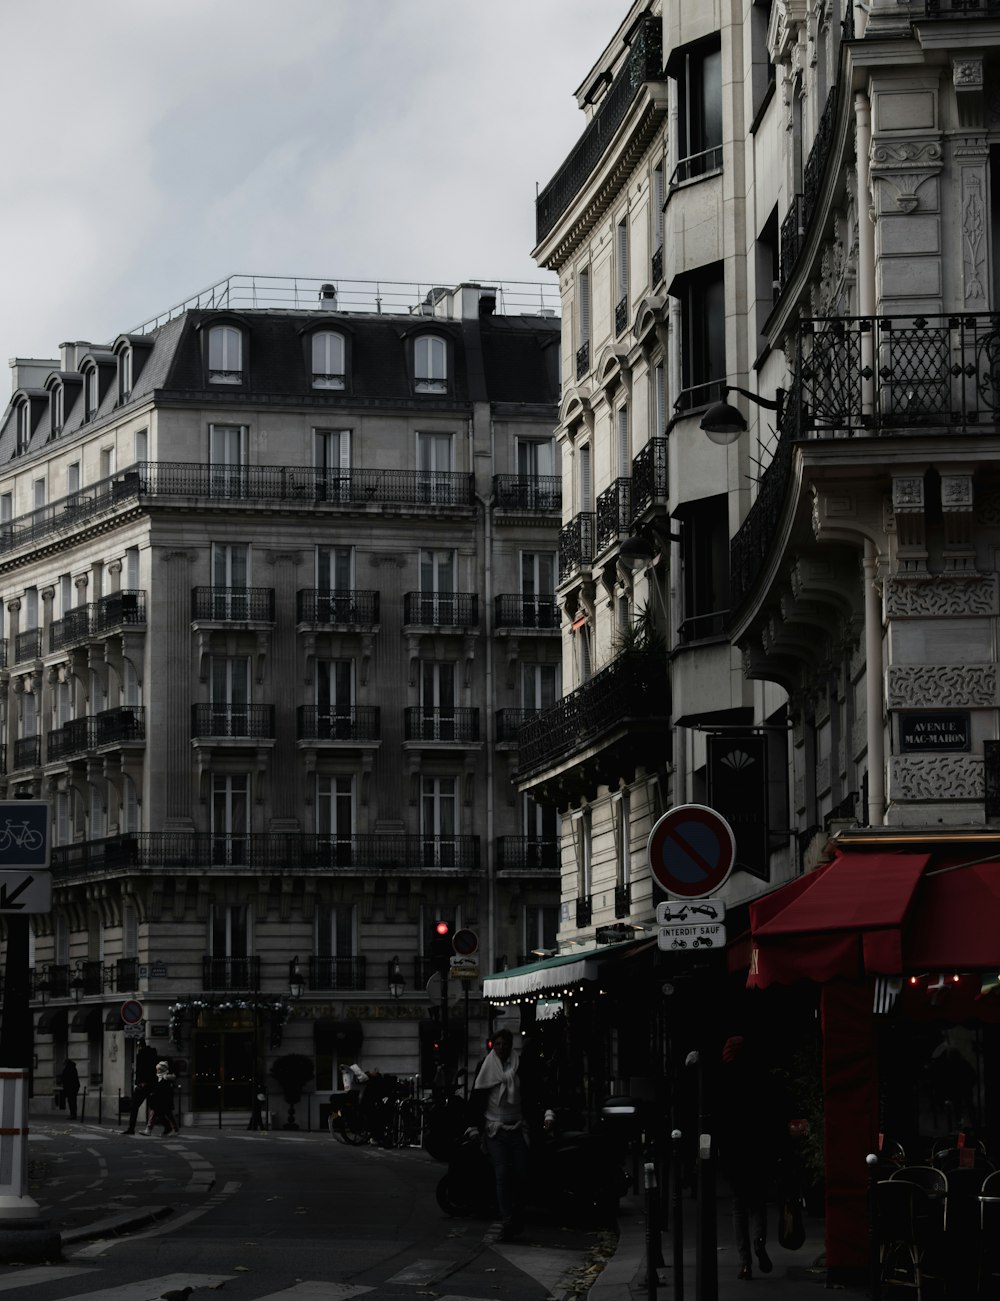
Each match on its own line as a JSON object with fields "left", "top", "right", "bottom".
{"left": 70, "top": 1005, "right": 104, "bottom": 1032}
{"left": 483, "top": 937, "right": 647, "bottom": 1001}
{"left": 36, "top": 1007, "right": 68, "bottom": 1034}
{"left": 749, "top": 850, "right": 1000, "bottom": 988}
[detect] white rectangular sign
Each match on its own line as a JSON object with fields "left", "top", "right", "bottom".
{"left": 657, "top": 922, "right": 726, "bottom": 951}
{"left": 0, "top": 868, "right": 51, "bottom": 913}
{"left": 655, "top": 899, "right": 726, "bottom": 925}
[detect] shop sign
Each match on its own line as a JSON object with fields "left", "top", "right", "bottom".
{"left": 899, "top": 711, "right": 970, "bottom": 753}
{"left": 707, "top": 735, "right": 768, "bottom": 881}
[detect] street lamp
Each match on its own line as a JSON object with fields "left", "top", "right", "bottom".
{"left": 288, "top": 957, "right": 305, "bottom": 1001}
{"left": 388, "top": 956, "right": 406, "bottom": 1000}
{"left": 700, "top": 385, "right": 786, "bottom": 445}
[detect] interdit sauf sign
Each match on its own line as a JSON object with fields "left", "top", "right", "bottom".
{"left": 707, "top": 735, "right": 768, "bottom": 881}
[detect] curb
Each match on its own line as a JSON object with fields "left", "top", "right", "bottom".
{"left": 59, "top": 1205, "right": 173, "bottom": 1244}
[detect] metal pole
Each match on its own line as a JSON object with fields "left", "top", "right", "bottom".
{"left": 672, "top": 1128, "right": 685, "bottom": 1301}
{"left": 0, "top": 916, "right": 32, "bottom": 1068}
{"left": 867, "top": 1153, "right": 881, "bottom": 1300}
{"left": 644, "top": 1160, "right": 659, "bottom": 1300}
{"left": 687, "top": 1050, "right": 717, "bottom": 1301}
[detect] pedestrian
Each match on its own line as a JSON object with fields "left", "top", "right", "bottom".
{"left": 717, "top": 1034, "right": 781, "bottom": 1282}
{"left": 467, "top": 1029, "right": 538, "bottom": 1241}
{"left": 122, "top": 1040, "right": 159, "bottom": 1135}
{"left": 59, "top": 1058, "right": 81, "bottom": 1121}
{"left": 143, "top": 1061, "right": 180, "bottom": 1135}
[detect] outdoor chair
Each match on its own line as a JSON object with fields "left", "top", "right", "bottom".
{"left": 978, "top": 1170, "right": 1000, "bottom": 1295}
{"left": 877, "top": 1179, "right": 938, "bottom": 1301}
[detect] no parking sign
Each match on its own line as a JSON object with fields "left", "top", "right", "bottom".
{"left": 647, "top": 804, "right": 736, "bottom": 899}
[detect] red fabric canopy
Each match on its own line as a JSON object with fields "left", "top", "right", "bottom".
{"left": 907, "top": 862, "right": 1000, "bottom": 968}
{"left": 748, "top": 851, "right": 929, "bottom": 988}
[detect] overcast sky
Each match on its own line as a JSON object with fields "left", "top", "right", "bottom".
{"left": 0, "top": 0, "right": 619, "bottom": 386}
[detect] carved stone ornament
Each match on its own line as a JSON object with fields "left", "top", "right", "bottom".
{"left": 954, "top": 58, "right": 984, "bottom": 90}
{"left": 884, "top": 574, "right": 997, "bottom": 618}
{"left": 886, "top": 663, "right": 996, "bottom": 709}
{"left": 889, "top": 753, "right": 981, "bottom": 801}
{"left": 869, "top": 141, "right": 943, "bottom": 214}
{"left": 962, "top": 172, "right": 987, "bottom": 301}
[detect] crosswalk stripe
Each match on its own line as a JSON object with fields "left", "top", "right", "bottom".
{"left": 245, "top": 1286, "right": 372, "bottom": 1300}
{"left": 385, "top": 1258, "right": 453, "bottom": 1284}
{"left": 0, "top": 1266, "right": 92, "bottom": 1292}
{"left": 41, "top": 1273, "right": 235, "bottom": 1301}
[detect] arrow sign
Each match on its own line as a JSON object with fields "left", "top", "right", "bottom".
{"left": 0, "top": 870, "right": 51, "bottom": 914}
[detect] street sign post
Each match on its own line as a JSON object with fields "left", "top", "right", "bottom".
{"left": 0, "top": 801, "right": 50, "bottom": 869}
{"left": 0, "top": 870, "right": 51, "bottom": 914}
{"left": 647, "top": 804, "right": 736, "bottom": 899}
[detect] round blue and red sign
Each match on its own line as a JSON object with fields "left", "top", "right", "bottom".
{"left": 647, "top": 804, "right": 736, "bottom": 899}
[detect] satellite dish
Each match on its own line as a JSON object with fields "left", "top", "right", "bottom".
{"left": 425, "top": 971, "right": 462, "bottom": 1006}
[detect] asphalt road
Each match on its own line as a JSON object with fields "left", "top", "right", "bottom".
{"left": 14, "top": 1119, "right": 610, "bottom": 1301}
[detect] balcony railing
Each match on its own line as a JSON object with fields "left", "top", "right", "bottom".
{"left": 402, "top": 593, "right": 479, "bottom": 628}
{"left": 33, "top": 964, "right": 70, "bottom": 998}
{"left": 494, "top": 595, "right": 560, "bottom": 630}
{"left": 922, "top": 0, "right": 1000, "bottom": 11}
{"left": 493, "top": 475, "right": 561, "bottom": 512}
{"left": 558, "top": 512, "right": 595, "bottom": 583}
{"left": 297, "top": 706, "right": 381, "bottom": 742}
{"left": 779, "top": 85, "right": 838, "bottom": 291}
{"left": 307, "top": 955, "right": 367, "bottom": 991}
{"left": 669, "top": 145, "right": 723, "bottom": 187}
{"left": 496, "top": 836, "right": 560, "bottom": 872}
{"left": 95, "top": 590, "right": 146, "bottom": 631}
{"left": 614, "top": 882, "right": 632, "bottom": 919}
{"left": 115, "top": 957, "right": 139, "bottom": 991}
{"left": 651, "top": 243, "right": 664, "bottom": 286}
{"left": 14, "top": 629, "right": 42, "bottom": 663}
{"left": 615, "top": 296, "right": 628, "bottom": 337}
{"left": 47, "top": 717, "right": 94, "bottom": 762}
{"left": 576, "top": 895, "right": 593, "bottom": 928}
{"left": 12, "top": 736, "right": 40, "bottom": 770}
{"left": 202, "top": 955, "right": 261, "bottom": 991}
{"left": 677, "top": 611, "right": 729, "bottom": 644}
{"left": 47, "top": 707, "right": 145, "bottom": 763}
{"left": 779, "top": 194, "right": 806, "bottom": 292}
{"left": 404, "top": 708, "right": 480, "bottom": 743}
{"left": 631, "top": 437, "right": 668, "bottom": 516}
{"left": 191, "top": 704, "right": 275, "bottom": 739}
{"left": 296, "top": 590, "right": 380, "bottom": 625}
{"left": 191, "top": 587, "right": 275, "bottom": 622}
{"left": 49, "top": 608, "right": 92, "bottom": 653}
{"left": 517, "top": 651, "right": 666, "bottom": 775}
{"left": 536, "top": 12, "right": 663, "bottom": 243}
{"left": 576, "top": 340, "right": 590, "bottom": 380}
{"left": 78, "top": 960, "right": 104, "bottom": 996}
{"left": 495, "top": 708, "right": 542, "bottom": 743}
{"left": 50, "top": 831, "right": 482, "bottom": 876}
{"left": 596, "top": 477, "right": 632, "bottom": 554}
{"left": 673, "top": 379, "right": 727, "bottom": 415}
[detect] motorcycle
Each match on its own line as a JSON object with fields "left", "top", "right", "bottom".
{"left": 435, "top": 1108, "right": 628, "bottom": 1227}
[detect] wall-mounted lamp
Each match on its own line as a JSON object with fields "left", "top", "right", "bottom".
{"left": 288, "top": 957, "right": 305, "bottom": 1000}
{"left": 700, "top": 385, "right": 786, "bottom": 445}
{"left": 388, "top": 956, "right": 406, "bottom": 1000}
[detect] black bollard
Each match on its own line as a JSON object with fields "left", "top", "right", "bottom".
{"left": 672, "top": 1128, "right": 685, "bottom": 1301}
{"left": 867, "top": 1153, "right": 881, "bottom": 1300}
{"left": 645, "top": 1161, "right": 660, "bottom": 1300}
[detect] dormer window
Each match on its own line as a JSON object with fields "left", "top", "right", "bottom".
{"left": 15, "top": 402, "right": 30, "bottom": 454}
{"left": 85, "top": 367, "right": 99, "bottom": 420}
{"left": 311, "top": 331, "right": 345, "bottom": 389}
{"left": 208, "top": 325, "right": 243, "bottom": 384}
{"left": 51, "top": 385, "right": 64, "bottom": 434}
{"left": 414, "top": 334, "right": 447, "bottom": 394}
{"left": 119, "top": 349, "right": 132, "bottom": 402}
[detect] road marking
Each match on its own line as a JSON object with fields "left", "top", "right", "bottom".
{"left": 33, "top": 1273, "right": 235, "bottom": 1301}
{"left": 248, "top": 1286, "right": 373, "bottom": 1300}
{"left": 385, "top": 1258, "right": 454, "bottom": 1284}
{"left": 68, "top": 1180, "right": 241, "bottom": 1258}
{"left": 0, "top": 1265, "right": 92, "bottom": 1291}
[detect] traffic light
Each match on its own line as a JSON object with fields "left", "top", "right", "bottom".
{"left": 428, "top": 918, "right": 452, "bottom": 977}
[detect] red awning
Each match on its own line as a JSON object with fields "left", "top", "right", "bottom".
{"left": 907, "top": 861, "right": 1000, "bottom": 969}
{"left": 749, "top": 851, "right": 929, "bottom": 988}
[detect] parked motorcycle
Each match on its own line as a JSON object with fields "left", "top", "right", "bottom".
{"left": 435, "top": 1108, "right": 628, "bottom": 1227}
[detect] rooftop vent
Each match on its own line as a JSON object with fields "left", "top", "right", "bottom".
{"left": 319, "top": 284, "right": 338, "bottom": 310}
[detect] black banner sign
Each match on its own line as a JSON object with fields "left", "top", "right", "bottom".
{"left": 707, "top": 734, "right": 768, "bottom": 881}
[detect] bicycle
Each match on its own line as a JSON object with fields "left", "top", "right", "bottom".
{"left": 328, "top": 1090, "right": 370, "bottom": 1145}
{"left": 0, "top": 820, "right": 43, "bottom": 852}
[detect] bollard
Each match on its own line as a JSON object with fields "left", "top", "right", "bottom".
{"left": 672, "top": 1128, "right": 685, "bottom": 1301}
{"left": 866, "top": 1153, "right": 881, "bottom": 1300}
{"left": 645, "top": 1161, "right": 659, "bottom": 1300}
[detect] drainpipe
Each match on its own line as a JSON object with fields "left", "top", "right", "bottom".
{"left": 864, "top": 539, "right": 886, "bottom": 826}
{"left": 855, "top": 91, "right": 876, "bottom": 417}
{"left": 478, "top": 425, "right": 496, "bottom": 981}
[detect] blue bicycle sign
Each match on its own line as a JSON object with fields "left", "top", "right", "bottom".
{"left": 0, "top": 802, "right": 50, "bottom": 868}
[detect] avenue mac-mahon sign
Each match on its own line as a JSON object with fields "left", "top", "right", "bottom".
{"left": 898, "top": 711, "right": 971, "bottom": 753}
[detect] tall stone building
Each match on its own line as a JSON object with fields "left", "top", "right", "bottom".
{"left": 0, "top": 275, "right": 562, "bottom": 1122}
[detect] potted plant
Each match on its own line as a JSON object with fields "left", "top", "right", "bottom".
{"left": 269, "top": 1053, "right": 314, "bottom": 1130}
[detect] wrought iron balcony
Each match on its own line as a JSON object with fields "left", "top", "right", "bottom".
{"left": 402, "top": 592, "right": 479, "bottom": 628}
{"left": 677, "top": 611, "right": 729, "bottom": 644}
{"left": 307, "top": 955, "right": 367, "bottom": 991}
{"left": 496, "top": 836, "right": 560, "bottom": 872}
{"left": 921, "top": 0, "right": 1000, "bottom": 11}
{"left": 576, "top": 895, "right": 593, "bottom": 928}
{"left": 12, "top": 736, "right": 40, "bottom": 770}
{"left": 614, "top": 883, "right": 632, "bottom": 919}
{"left": 517, "top": 650, "right": 667, "bottom": 778}
{"left": 78, "top": 960, "right": 104, "bottom": 996}
{"left": 493, "top": 475, "right": 561, "bottom": 512}
{"left": 496, "top": 708, "right": 542, "bottom": 743}
{"left": 535, "top": 12, "right": 663, "bottom": 243}
{"left": 47, "top": 717, "right": 95, "bottom": 762}
{"left": 297, "top": 706, "right": 381, "bottom": 742}
{"left": 296, "top": 589, "right": 380, "bottom": 625}
{"left": 404, "top": 707, "right": 480, "bottom": 743}
{"left": 191, "top": 704, "right": 275, "bottom": 740}
{"left": 779, "top": 194, "right": 806, "bottom": 292}
{"left": 494, "top": 595, "right": 560, "bottom": 630}
{"left": 50, "top": 831, "right": 482, "bottom": 877}
{"left": 0, "top": 639, "right": 7, "bottom": 670}
{"left": 33, "top": 963, "right": 70, "bottom": 998}
{"left": 651, "top": 244, "right": 664, "bottom": 287}
{"left": 615, "top": 296, "right": 628, "bottom": 337}
{"left": 558, "top": 512, "right": 595, "bottom": 583}
{"left": 631, "top": 437, "right": 668, "bottom": 516}
{"left": 576, "top": 340, "right": 590, "bottom": 380}
{"left": 202, "top": 955, "right": 261, "bottom": 991}
{"left": 115, "top": 957, "right": 139, "bottom": 991}
{"left": 95, "top": 590, "right": 146, "bottom": 631}
{"left": 49, "top": 608, "right": 92, "bottom": 653}
{"left": 95, "top": 705, "right": 145, "bottom": 745}
{"left": 14, "top": 629, "right": 42, "bottom": 663}
{"left": 778, "top": 85, "right": 838, "bottom": 292}
{"left": 596, "top": 477, "right": 632, "bottom": 554}
{"left": 191, "top": 587, "right": 275, "bottom": 622}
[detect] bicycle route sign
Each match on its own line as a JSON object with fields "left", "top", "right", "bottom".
{"left": 0, "top": 801, "right": 50, "bottom": 870}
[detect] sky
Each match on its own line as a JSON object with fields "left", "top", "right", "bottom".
{"left": 0, "top": 0, "right": 620, "bottom": 386}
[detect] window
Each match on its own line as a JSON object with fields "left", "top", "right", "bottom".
{"left": 751, "top": 0, "right": 776, "bottom": 120}
{"left": 652, "top": 162, "right": 665, "bottom": 282}
{"left": 756, "top": 207, "right": 780, "bottom": 338}
{"left": 209, "top": 424, "right": 247, "bottom": 495}
{"left": 100, "top": 447, "right": 115, "bottom": 481}
{"left": 421, "top": 776, "right": 457, "bottom": 866}
{"left": 577, "top": 266, "right": 591, "bottom": 377}
{"left": 523, "top": 903, "right": 558, "bottom": 956}
{"left": 15, "top": 402, "right": 30, "bottom": 454}
{"left": 579, "top": 442, "right": 592, "bottom": 512}
{"left": 316, "top": 659, "right": 354, "bottom": 738}
{"left": 316, "top": 776, "right": 355, "bottom": 868}
{"left": 314, "top": 428, "right": 351, "bottom": 501}
{"left": 521, "top": 662, "right": 559, "bottom": 711}
{"left": 520, "top": 552, "right": 556, "bottom": 627}
{"left": 420, "top": 660, "right": 456, "bottom": 741}
{"left": 419, "top": 548, "right": 455, "bottom": 623}
{"left": 612, "top": 789, "right": 632, "bottom": 909}
{"left": 125, "top": 546, "right": 140, "bottom": 589}
{"left": 515, "top": 437, "right": 558, "bottom": 509}
{"left": 85, "top": 368, "right": 99, "bottom": 420}
{"left": 615, "top": 217, "right": 629, "bottom": 336}
{"left": 51, "top": 385, "right": 64, "bottom": 435}
{"left": 316, "top": 900, "right": 357, "bottom": 971}
{"left": 134, "top": 428, "right": 148, "bottom": 464}
{"left": 572, "top": 807, "right": 593, "bottom": 901}
{"left": 674, "top": 40, "right": 723, "bottom": 182}
{"left": 208, "top": 325, "right": 243, "bottom": 384}
{"left": 414, "top": 335, "right": 447, "bottom": 393}
{"left": 676, "top": 264, "right": 726, "bottom": 412}
{"left": 211, "top": 656, "right": 250, "bottom": 736}
{"left": 33, "top": 479, "right": 46, "bottom": 510}
{"left": 212, "top": 775, "right": 249, "bottom": 867}
{"left": 676, "top": 494, "right": 730, "bottom": 641}
{"left": 212, "top": 543, "right": 250, "bottom": 619}
{"left": 652, "top": 362, "right": 666, "bottom": 436}
{"left": 311, "top": 332, "right": 345, "bottom": 389}
{"left": 617, "top": 405, "right": 630, "bottom": 478}
{"left": 119, "top": 349, "right": 132, "bottom": 402}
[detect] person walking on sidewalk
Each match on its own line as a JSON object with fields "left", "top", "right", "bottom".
{"left": 59, "top": 1058, "right": 81, "bottom": 1121}
{"left": 122, "top": 1040, "right": 159, "bottom": 1135}
{"left": 143, "top": 1061, "right": 180, "bottom": 1135}
{"left": 717, "top": 1035, "right": 782, "bottom": 1282}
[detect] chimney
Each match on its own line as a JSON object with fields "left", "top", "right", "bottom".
{"left": 319, "top": 284, "right": 338, "bottom": 311}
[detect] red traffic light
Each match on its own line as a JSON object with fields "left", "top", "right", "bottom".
{"left": 434, "top": 920, "right": 451, "bottom": 937}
